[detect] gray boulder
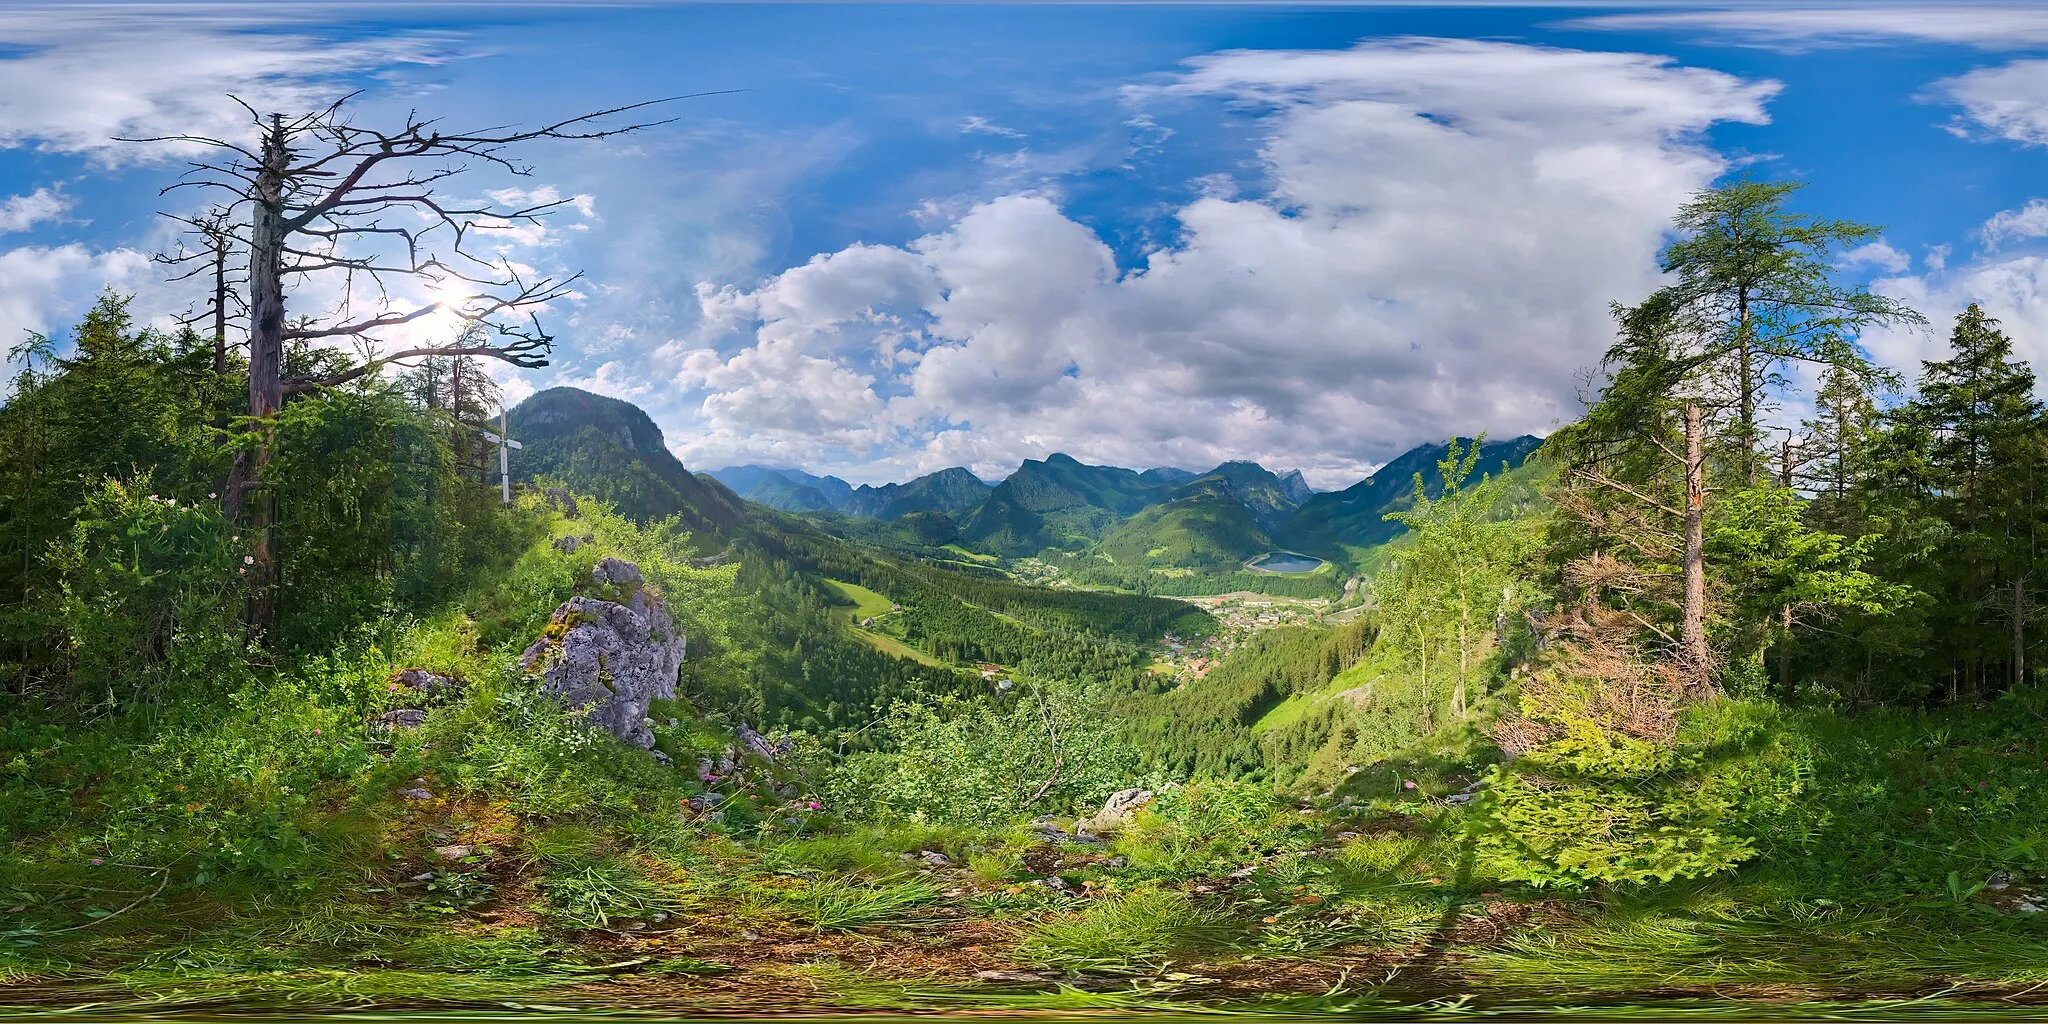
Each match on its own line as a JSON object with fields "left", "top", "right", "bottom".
{"left": 518, "top": 559, "right": 686, "bottom": 749}
{"left": 390, "top": 668, "right": 463, "bottom": 696}
{"left": 593, "top": 557, "right": 644, "bottom": 589}
{"left": 378, "top": 708, "right": 429, "bottom": 730}
{"left": 545, "top": 488, "right": 581, "bottom": 517}
{"left": 1077, "top": 788, "right": 1154, "bottom": 834}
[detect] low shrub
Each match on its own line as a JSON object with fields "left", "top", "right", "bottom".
{"left": 1017, "top": 889, "right": 1227, "bottom": 972}
{"left": 1115, "top": 780, "right": 1318, "bottom": 875}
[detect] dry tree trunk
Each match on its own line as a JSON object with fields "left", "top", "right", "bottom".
{"left": 244, "top": 115, "right": 289, "bottom": 630}
{"left": 1681, "top": 402, "right": 1711, "bottom": 690}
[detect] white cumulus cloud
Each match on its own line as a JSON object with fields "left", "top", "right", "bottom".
{"left": 1982, "top": 198, "right": 2048, "bottom": 246}
{"left": 0, "top": 243, "right": 156, "bottom": 347}
{"left": 0, "top": 6, "right": 449, "bottom": 164}
{"left": 0, "top": 187, "right": 71, "bottom": 233}
{"left": 669, "top": 37, "right": 1777, "bottom": 486}
{"left": 1564, "top": 6, "right": 2048, "bottom": 51}
{"left": 1933, "top": 60, "right": 2048, "bottom": 147}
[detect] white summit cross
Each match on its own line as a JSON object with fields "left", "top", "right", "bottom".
{"left": 478, "top": 408, "right": 522, "bottom": 505}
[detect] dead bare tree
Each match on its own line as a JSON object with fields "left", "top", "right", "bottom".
{"left": 123, "top": 92, "right": 713, "bottom": 628}
{"left": 153, "top": 211, "right": 246, "bottom": 373}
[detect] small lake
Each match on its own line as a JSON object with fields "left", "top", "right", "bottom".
{"left": 1249, "top": 551, "right": 1325, "bottom": 574}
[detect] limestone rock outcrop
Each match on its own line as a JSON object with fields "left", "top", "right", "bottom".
{"left": 518, "top": 557, "right": 685, "bottom": 749}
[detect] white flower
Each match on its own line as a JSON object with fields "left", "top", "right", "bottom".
{"left": 243, "top": 555, "right": 255, "bottom": 565}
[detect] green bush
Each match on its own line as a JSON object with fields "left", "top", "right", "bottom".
{"left": 1467, "top": 698, "right": 1800, "bottom": 888}
{"left": 1116, "top": 780, "right": 1317, "bottom": 874}
{"left": 47, "top": 475, "right": 249, "bottom": 710}
{"left": 826, "top": 679, "right": 1141, "bottom": 827}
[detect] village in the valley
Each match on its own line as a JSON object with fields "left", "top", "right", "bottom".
{"left": 1152, "top": 589, "right": 1356, "bottom": 684}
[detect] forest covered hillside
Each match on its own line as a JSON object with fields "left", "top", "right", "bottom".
{"left": 710, "top": 437, "right": 1550, "bottom": 583}
{"left": 509, "top": 387, "right": 747, "bottom": 537}
{"left": 1280, "top": 434, "right": 1543, "bottom": 562}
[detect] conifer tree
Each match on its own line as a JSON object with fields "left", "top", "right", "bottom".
{"left": 1874, "top": 305, "right": 2046, "bottom": 696}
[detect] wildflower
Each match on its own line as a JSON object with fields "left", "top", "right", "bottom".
{"left": 209, "top": 492, "right": 218, "bottom": 499}
{"left": 1261, "top": 915, "right": 1280, "bottom": 924}
{"left": 88, "top": 858, "right": 103, "bottom": 866}
{"left": 147, "top": 494, "right": 158, "bottom": 501}
{"left": 243, "top": 555, "right": 255, "bottom": 565}
{"left": 1402, "top": 780, "right": 1417, "bottom": 790}
{"left": 807, "top": 801, "right": 821, "bottom": 810}
{"left": 313, "top": 728, "right": 322, "bottom": 736}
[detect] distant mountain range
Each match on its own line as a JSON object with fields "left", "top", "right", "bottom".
{"left": 509, "top": 387, "right": 1542, "bottom": 568}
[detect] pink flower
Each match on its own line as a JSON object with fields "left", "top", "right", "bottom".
{"left": 807, "top": 802, "right": 821, "bottom": 810}
{"left": 312, "top": 728, "right": 322, "bottom": 736}
{"left": 243, "top": 555, "right": 255, "bottom": 565}
{"left": 88, "top": 858, "right": 103, "bottom": 866}
{"left": 1402, "top": 781, "right": 1417, "bottom": 790}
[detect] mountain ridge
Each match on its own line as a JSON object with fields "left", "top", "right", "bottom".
{"left": 514, "top": 387, "right": 1542, "bottom": 566}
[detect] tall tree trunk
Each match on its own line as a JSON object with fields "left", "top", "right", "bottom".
{"left": 244, "top": 114, "right": 289, "bottom": 632}
{"left": 452, "top": 354, "right": 467, "bottom": 476}
{"left": 1456, "top": 616, "right": 1469, "bottom": 721}
{"left": 2016, "top": 577, "right": 2028, "bottom": 690}
{"left": 212, "top": 236, "right": 229, "bottom": 375}
{"left": 1738, "top": 291, "right": 1756, "bottom": 486}
{"left": 1777, "top": 604, "right": 1794, "bottom": 699}
{"left": 1682, "top": 403, "right": 1712, "bottom": 689}
{"left": 1418, "top": 625, "right": 1429, "bottom": 730}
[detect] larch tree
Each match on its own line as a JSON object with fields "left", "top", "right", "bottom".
{"left": 1656, "top": 179, "right": 1918, "bottom": 485}
{"left": 1376, "top": 436, "right": 1533, "bottom": 722}
{"left": 1554, "top": 179, "right": 1919, "bottom": 692}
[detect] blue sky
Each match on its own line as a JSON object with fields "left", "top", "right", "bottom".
{"left": 6, "top": 3, "right": 2048, "bottom": 486}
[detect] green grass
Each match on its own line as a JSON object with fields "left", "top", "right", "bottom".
{"left": 538, "top": 862, "right": 683, "bottom": 929}
{"left": 819, "top": 577, "right": 950, "bottom": 666}
{"left": 1250, "top": 693, "right": 1311, "bottom": 733}
{"left": 1016, "top": 889, "right": 1229, "bottom": 973}
{"left": 849, "top": 625, "right": 949, "bottom": 667}
{"left": 769, "top": 875, "right": 944, "bottom": 931}
{"left": 941, "top": 543, "right": 998, "bottom": 564}
{"left": 821, "top": 577, "right": 896, "bottom": 621}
